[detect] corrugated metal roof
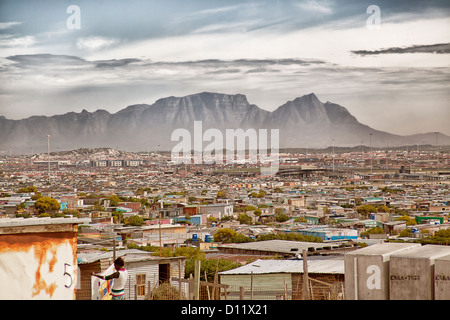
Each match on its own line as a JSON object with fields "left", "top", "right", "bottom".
{"left": 218, "top": 239, "right": 346, "bottom": 254}
{"left": 219, "top": 258, "right": 344, "bottom": 275}
{"left": 77, "top": 249, "right": 144, "bottom": 264}
{"left": 0, "top": 217, "right": 90, "bottom": 227}
{"left": 77, "top": 249, "right": 186, "bottom": 264}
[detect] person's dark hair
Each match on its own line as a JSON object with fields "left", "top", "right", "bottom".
{"left": 114, "top": 257, "right": 125, "bottom": 267}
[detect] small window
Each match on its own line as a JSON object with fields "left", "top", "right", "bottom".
{"left": 136, "top": 274, "right": 146, "bottom": 296}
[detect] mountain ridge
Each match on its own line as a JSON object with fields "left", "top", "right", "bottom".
{"left": 0, "top": 92, "right": 449, "bottom": 154}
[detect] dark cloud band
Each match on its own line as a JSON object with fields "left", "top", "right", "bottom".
{"left": 352, "top": 43, "right": 450, "bottom": 56}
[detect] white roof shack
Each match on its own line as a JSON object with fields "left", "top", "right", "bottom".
{"left": 219, "top": 258, "right": 345, "bottom": 275}
{"left": 219, "top": 258, "right": 345, "bottom": 300}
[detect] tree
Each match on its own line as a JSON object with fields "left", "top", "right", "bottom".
{"left": 423, "top": 229, "right": 450, "bottom": 245}
{"left": 216, "top": 190, "right": 227, "bottom": 199}
{"left": 112, "top": 210, "right": 123, "bottom": 224}
{"left": 184, "top": 258, "right": 241, "bottom": 281}
{"left": 108, "top": 195, "right": 121, "bottom": 207}
{"left": 38, "top": 213, "right": 51, "bottom": 218}
{"left": 213, "top": 228, "right": 253, "bottom": 243}
{"left": 360, "top": 227, "right": 385, "bottom": 239}
{"left": 377, "top": 205, "right": 391, "bottom": 212}
{"left": 394, "top": 215, "right": 416, "bottom": 225}
{"left": 275, "top": 213, "right": 289, "bottom": 222}
{"left": 399, "top": 229, "right": 411, "bottom": 237}
{"left": 237, "top": 213, "right": 252, "bottom": 225}
{"left": 231, "top": 233, "right": 254, "bottom": 243}
{"left": 34, "top": 197, "right": 60, "bottom": 214}
{"left": 248, "top": 190, "right": 266, "bottom": 198}
{"left": 93, "top": 203, "right": 105, "bottom": 211}
{"left": 124, "top": 215, "right": 145, "bottom": 226}
{"left": 257, "top": 233, "right": 322, "bottom": 243}
{"left": 31, "top": 193, "right": 43, "bottom": 201}
{"left": 17, "top": 186, "right": 37, "bottom": 194}
{"left": 154, "top": 246, "right": 204, "bottom": 260}
{"left": 213, "top": 228, "right": 237, "bottom": 243}
{"left": 367, "top": 227, "right": 385, "bottom": 234}
{"left": 62, "top": 209, "right": 79, "bottom": 217}
{"left": 249, "top": 192, "right": 259, "bottom": 198}
{"left": 16, "top": 202, "right": 26, "bottom": 211}
{"left": 356, "top": 204, "right": 378, "bottom": 218}
{"left": 19, "top": 186, "right": 43, "bottom": 201}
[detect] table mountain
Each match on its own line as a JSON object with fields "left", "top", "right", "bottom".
{"left": 0, "top": 92, "right": 448, "bottom": 154}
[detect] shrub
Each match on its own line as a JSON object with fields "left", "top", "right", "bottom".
{"left": 151, "top": 283, "right": 184, "bottom": 300}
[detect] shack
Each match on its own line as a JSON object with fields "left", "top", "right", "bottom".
{"left": 77, "top": 250, "right": 186, "bottom": 300}
{"left": 219, "top": 258, "right": 345, "bottom": 300}
{"left": 0, "top": 217, "right": 89, "bottom": 300}
{"left": 217, "top": 239, "right": 357, "bottom": 258}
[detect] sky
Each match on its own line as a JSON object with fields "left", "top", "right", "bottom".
{"left": 0, "top": 0, "right": 449, "bottom": 136}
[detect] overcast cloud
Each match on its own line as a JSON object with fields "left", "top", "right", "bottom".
{"left": 0, "top": 0, "right": 449, "bottom": 136}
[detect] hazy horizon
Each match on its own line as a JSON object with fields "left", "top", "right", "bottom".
{"left": 1, "top": 0, "right": 449, "bottom": 136}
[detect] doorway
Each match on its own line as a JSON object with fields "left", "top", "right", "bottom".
{"left": 159, "top": 263, "right": 170, "bottom": 283}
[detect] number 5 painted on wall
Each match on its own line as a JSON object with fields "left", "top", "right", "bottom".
{"left": 64, "top": 263, "right": 74, "bottom": 288}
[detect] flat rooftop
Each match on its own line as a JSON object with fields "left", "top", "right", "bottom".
{"left": 217, "top": 239, "right": 355, "bottom": 256}
{"left": 0, "top": 217, "right": 91, "bottom": 235}
{"left": 390, "top": 244, "right": 450, "bottom": 259}
{"left": 219, "top": 258, "right": 345, "bottom": 275}
{"left": 345, "top": 243, "right": 421, "bottom": 257}
{"left": 0, "top": 217, "right": 91, "bottom": 227}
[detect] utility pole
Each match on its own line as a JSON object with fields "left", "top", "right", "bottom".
{"left": 369, "top": 133, "right": 373, "bottom": 174}
{"left": 194, "top": 260, "right": 201, "bottom": 300}
{"left": 179, "top": 259, "right": 183, "bottom": 300}
{"left": 435, "top": 132, "right": 439, "bottom": 153}
{"left": 113, "top": 238, "right": 116, "bottom": 262}
{"left": 250, "top": 271, "right": 254, "bottom": 300}
{"left": 302, "top": 250, "right": 310, "bottom": 300}
{"left": 159, "top": 211, "right": 162, "bottom": 257}
{"left": 332, "top": 139, "right": 335, "bottom": 172}
{"left": 47, "top": 135, "right": 51, "bottom": 184}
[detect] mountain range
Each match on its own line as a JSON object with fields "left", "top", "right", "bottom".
{"left": 1, "top": 92, "right": 448, "bottom": 154}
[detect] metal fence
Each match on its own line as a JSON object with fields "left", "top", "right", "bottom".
{"left": 218, "top": 282, "right": 345, "bottom": 301}
{"left": 137, "top": 277, "right": 344, "bottom": 300}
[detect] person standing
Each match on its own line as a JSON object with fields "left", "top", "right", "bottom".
{"left": 93, "top": 257, "right": 128, "bottom": 300}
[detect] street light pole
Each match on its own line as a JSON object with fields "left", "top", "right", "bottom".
{"left": 369, "top": 133, "right": 373, "bottom": 174}
{"left": 332, "top": 139, "right": 335, "bottom": 172}
{"left": 435, "top": 132, "right": 439, "bottom": 153}
{"left": 47, "top": 135, "right": 51, "bottom": 184}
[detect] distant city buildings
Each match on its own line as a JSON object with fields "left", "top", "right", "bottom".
{"left": 0, "top": 147, "right": 449, "bottom": 300}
